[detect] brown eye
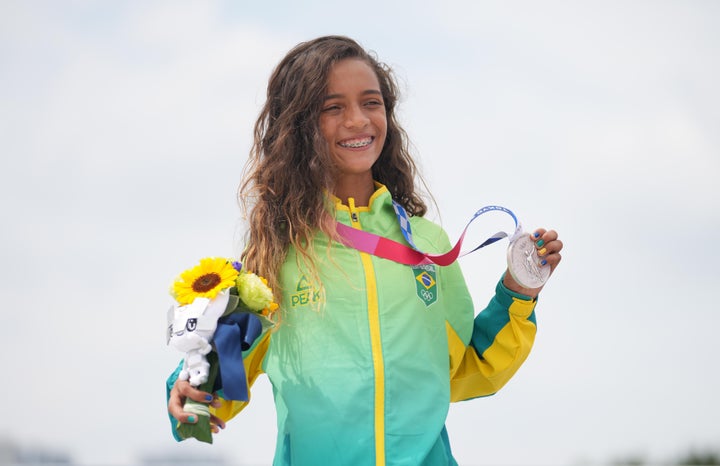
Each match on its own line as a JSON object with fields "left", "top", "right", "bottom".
{"left": 322, "top": 105, "right": 341, "bottom": 112}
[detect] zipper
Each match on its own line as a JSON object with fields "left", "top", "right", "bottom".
{"left": 347, "top": 197, "right": 386, "bottom": 466}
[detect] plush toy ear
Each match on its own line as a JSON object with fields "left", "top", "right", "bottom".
{"left": 166, "top": 305, "right": 175, "bottom": 345}
{"left": 203, "top": 289, "right": 231, "bottom": 322}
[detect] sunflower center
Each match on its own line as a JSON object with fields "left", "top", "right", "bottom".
{"left": 192, "top": 273, "right": 222, "bottom": 293}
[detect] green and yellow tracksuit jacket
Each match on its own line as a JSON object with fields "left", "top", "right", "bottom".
{"left": 169, "top": 184, "right": 538, "bottom": 466}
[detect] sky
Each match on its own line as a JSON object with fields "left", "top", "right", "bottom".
{"left": 1, "top": 1, "right": 719, "bottom": 465}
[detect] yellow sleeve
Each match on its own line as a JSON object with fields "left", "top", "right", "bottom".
{"left": 447, "top": 288, "right": 537, "bottom": 402}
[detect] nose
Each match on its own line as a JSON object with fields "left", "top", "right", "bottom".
{"left": 344, "top": 104, "right": 369, "bottom": 129}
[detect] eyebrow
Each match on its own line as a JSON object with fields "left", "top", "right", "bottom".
{"left": 323, "top": 89, "right": 383, "bottom": 101}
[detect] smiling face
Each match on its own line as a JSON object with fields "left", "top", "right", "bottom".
{"left": 319, "top": 58, "right": 387, "bottom": 200}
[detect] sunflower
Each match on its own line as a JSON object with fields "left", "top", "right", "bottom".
{"left": 172, "top": 257, "right": 240, "bottom": 305}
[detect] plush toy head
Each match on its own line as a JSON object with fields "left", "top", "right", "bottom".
{"left": 167, "top": 290, "right": 230, "bottom": 353}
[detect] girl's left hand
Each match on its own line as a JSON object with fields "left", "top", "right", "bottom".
{"left": 503, "top": 228, "right": 563, "bottom": 299}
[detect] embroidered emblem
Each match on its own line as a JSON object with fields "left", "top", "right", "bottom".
{"left": 290, "top": 275, "right": 322, "bottom": 307}
{"left": 296, "top": 275, "right": 312, "bottom": 291}
{"left": 412, "top": 265, "right": 437, "bottom": 307}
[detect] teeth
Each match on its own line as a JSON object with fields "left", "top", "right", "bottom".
{"left": 339, "top": 137, "right": 372, "bottom": 148}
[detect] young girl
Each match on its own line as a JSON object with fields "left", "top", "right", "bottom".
{"left": 168, "top": 35, "right": 563, "bottom": 466}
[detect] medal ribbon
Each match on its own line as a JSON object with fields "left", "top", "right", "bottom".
{"left": 335, "top": 201, "right": 523, "bottom": 267}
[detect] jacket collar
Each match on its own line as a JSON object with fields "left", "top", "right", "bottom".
{"left": 330, "top": 182, "right": 390, "bottom": 214}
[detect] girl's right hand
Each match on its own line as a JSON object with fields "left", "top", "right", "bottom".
{"left": 168, "top": 380, "right": 226, "bottom": 433}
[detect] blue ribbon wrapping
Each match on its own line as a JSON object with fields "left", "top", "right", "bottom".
{"left": 213, "top": 312, "right": 263, "bottom": 401}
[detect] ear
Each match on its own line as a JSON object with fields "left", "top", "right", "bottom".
{"left": 166, "top": 305, "right": 174, "bottom": 345}
{"left": 203, "top": 289, "right": 231, "bottom": 321}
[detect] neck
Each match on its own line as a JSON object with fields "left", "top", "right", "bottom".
{"left": 334, "top": 174, "right": 375, "bottom": 207}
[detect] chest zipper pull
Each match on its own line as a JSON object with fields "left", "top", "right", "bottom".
{"left": 351, "top": 212, "right": 359, "bottom": 222}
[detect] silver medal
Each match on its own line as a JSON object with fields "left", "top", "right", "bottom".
{"left": 506, "top": 233, "right": 550, "bottom": 289}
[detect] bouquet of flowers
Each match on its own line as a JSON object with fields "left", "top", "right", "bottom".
{"left": 166, "top": 257, "right": 277, "bottom": 443}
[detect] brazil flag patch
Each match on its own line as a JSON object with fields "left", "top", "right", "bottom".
{"left": 412, "top": 264, "right": 437, "bottom": 307}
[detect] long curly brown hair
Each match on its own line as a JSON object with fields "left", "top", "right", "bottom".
{"left": 238, "top": 35, "right": 427, "bottom": 298}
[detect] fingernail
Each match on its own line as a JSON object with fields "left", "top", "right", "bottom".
{"left": 536, "top": 239, "right": 545, "bottom": 248}
{"left": 533, "top": 232, "right": 540, "bottom": 238}
{"left": 540, "top": 259, "right": 547, "bottom": 266}
{"left": 538, "top": 247, "right": 547, "bottom": 256}
{"left": 205, "top": 394, "right": 213, "bottom": 402}
{"left": 187, "top": 415, "right": 196, "bottom": 423}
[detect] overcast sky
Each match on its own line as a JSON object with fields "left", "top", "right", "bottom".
{"left": 1, "top": 1, "right": 719, "bottom": 465}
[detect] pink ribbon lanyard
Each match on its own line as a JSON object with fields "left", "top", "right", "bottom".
{"left": 335, "top": 201, "right": 522, "bottom": 267}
